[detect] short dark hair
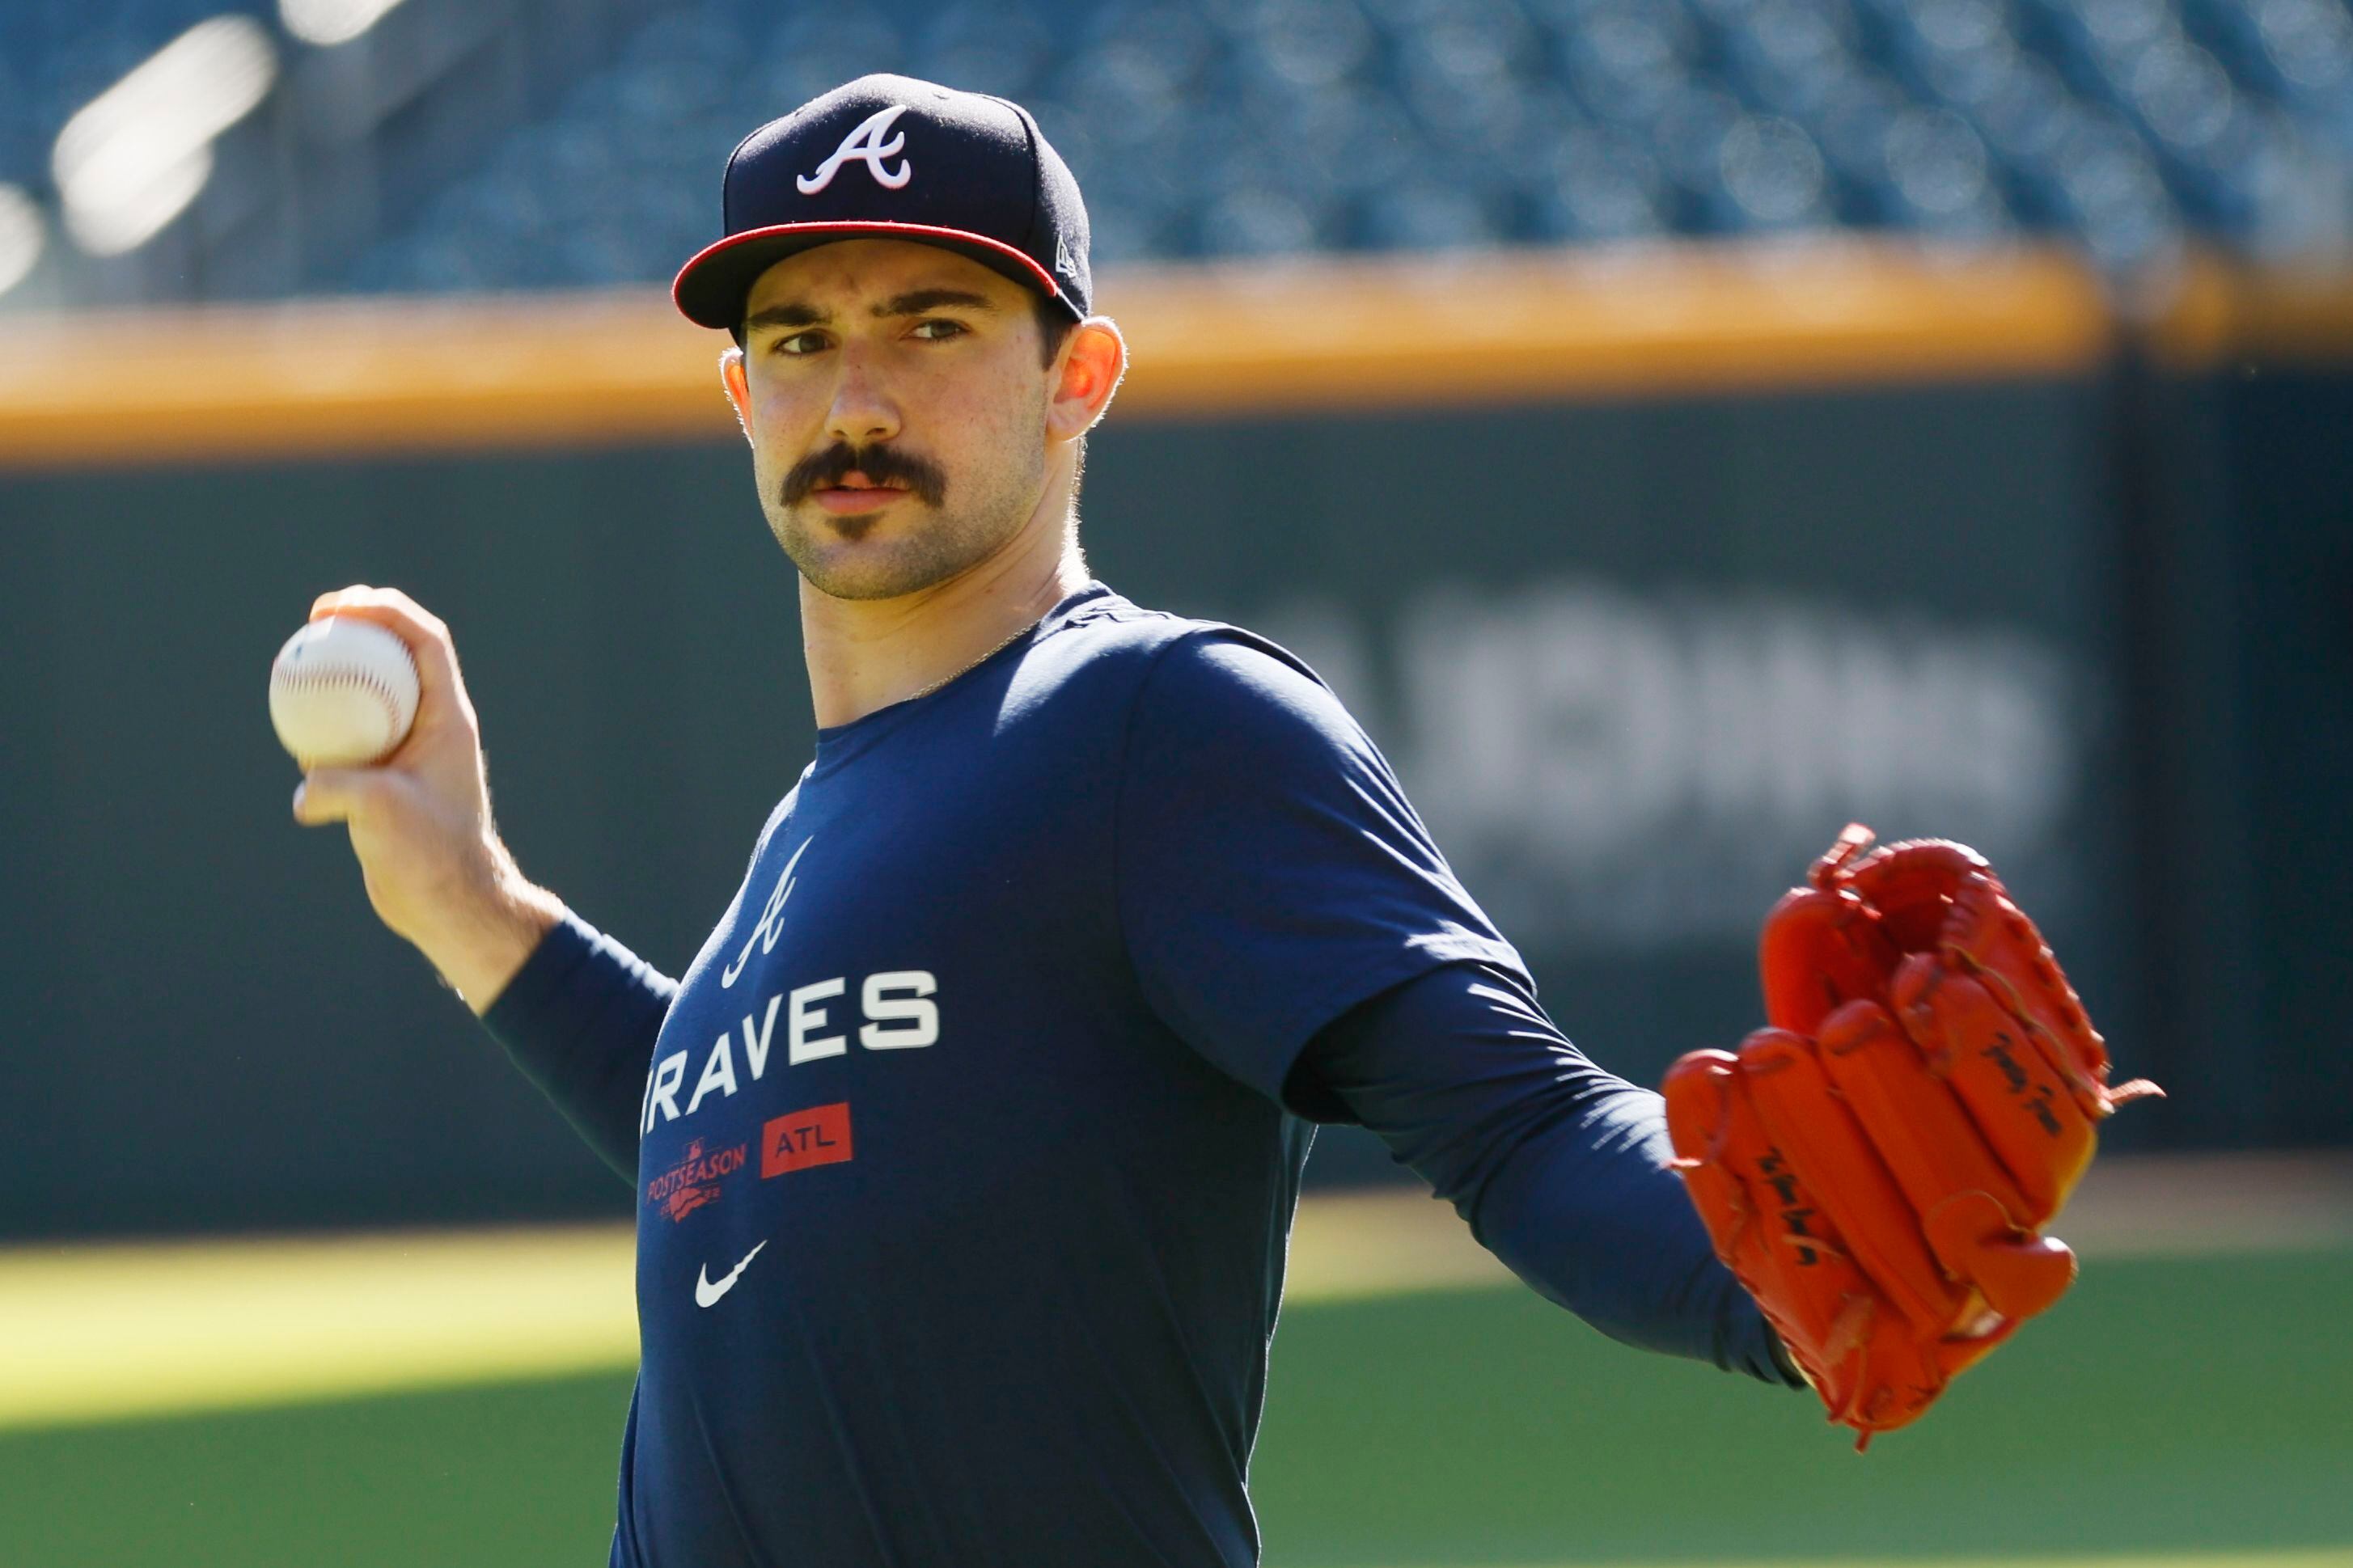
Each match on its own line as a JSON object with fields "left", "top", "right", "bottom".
{"left": 731, "top": 285, "right": 1078, "bottom": 369}
{"left": 1032, "top": 291, "right": 1079, "bottom": 368}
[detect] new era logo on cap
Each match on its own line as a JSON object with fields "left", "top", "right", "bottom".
{"left": 673, "top": 74, "right": 1091, "bottom": 332}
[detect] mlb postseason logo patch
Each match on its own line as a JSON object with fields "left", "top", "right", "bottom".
{"left": 645, "top": 1138, "right": 751, "bottom": 1223}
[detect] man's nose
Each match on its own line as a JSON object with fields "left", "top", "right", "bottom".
{"left": 825, "top": 354, "right": 900, "bottom": 447}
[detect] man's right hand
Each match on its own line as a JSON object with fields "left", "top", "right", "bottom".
{"left": 290, "top": 585, "right": 564, "bottom": 1014}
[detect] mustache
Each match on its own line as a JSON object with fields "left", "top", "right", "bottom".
{"left": 781, "top": 442, "right": 948, "bottom": 509}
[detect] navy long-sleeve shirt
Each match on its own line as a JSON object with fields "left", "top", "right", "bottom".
{"left": 482, "top": 583, "right": 1792, "bottom": 1568}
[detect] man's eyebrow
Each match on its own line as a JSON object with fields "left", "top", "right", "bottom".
{"left": 872, "top": 289, "right": 998, "bottom": 318}
{"left": 743, "top": 290, "right": 999, "bottom": 335}
{"left": 743, "top": 302, "right": 826, "bottom": 333}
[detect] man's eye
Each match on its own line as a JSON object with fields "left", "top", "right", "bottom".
{"left": 775, "top": 332, "right": 827, "bottom": 356}
{"left": 911, "top": 319, "right": 966, "bottom": 340}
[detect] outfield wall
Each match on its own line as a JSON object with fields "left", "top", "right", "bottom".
{"left": 0, "top": 242, "right": 2340, "bottom": 1239}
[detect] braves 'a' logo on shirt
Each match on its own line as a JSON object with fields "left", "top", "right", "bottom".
{"left": 723, "top": 837, "right": 810, "bottom": 989}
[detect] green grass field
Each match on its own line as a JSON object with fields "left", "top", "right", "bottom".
{"left": 5, "top": 1249, "right": 2347, "bottom": 1566}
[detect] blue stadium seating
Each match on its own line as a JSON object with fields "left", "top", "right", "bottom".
{"left": 5, "top": 0, "right": 2350, "bottom": 297}
{"left": 2, "top": 0, "right": 276, "bottom": 187}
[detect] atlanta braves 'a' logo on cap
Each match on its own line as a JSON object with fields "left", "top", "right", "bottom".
{"left": 796, "top": 105, "right": 912, "bottom": 196}
{"left": 673, "top": 74, "right": 1091, "bottom": 335}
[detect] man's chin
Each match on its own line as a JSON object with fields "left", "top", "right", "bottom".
{"left": 773, "top": 497, "right": 1028, "bottom": 605}
{"left": 781, "top": 536, "right": 957, "bottom": 603}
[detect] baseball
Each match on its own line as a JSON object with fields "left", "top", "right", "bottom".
{"left": 269, "top": 616, "right": 421, "bottom": 768}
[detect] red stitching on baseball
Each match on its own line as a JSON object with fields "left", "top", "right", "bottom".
{"left": 274, "top": 664, "right": 411, "bottom": 756}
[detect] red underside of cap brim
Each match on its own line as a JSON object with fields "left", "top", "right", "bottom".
{"left": 672, "top": 221, "right": 1067, "bottom": 328}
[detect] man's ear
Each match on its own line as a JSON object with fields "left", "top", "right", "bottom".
{"left": 1047, "top": 317, "right": 1127, "bottom": 442}
{"left": 720, "top": 347, "right": 752, "bottom": 443}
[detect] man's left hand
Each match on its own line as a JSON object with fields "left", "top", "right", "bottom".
{"left": 1661, "top": 825, "right": 2161, "bottom": 1447}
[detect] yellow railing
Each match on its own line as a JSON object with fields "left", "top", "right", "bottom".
{"left": 0, "top": 240, "right": 2339, "bottom": 469}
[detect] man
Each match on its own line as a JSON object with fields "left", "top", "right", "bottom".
{"left": 294, "top": 75, "right": 1798, "bottom": 1566}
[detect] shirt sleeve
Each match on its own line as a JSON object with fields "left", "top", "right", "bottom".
{"left": 1115, "top": 632, "right": 1525, "bottom": 1105}
{"left": 478, "top": 910, "right": 679, "bottom": 1185}
{"left": 1289, "top": 960, "right": 1805, "bottom": 1388}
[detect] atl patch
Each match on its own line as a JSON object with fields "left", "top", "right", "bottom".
{"left": 763, "top": 1102, "right": 853, "bottom": 1176}
{"left": 645, "top": 1138, "right": 749, "bottom": 1223}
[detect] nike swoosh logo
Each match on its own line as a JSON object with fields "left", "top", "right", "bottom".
{"left": 695, "top": 1240, "right": 768, "bottom": 1308}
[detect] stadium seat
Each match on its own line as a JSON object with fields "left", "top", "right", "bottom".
{"left": 10, "top": 0, "right": 2349, "bottom": 302}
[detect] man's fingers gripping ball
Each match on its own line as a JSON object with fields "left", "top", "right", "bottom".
{"left": 307, "top": 585, "right": 468, "bottom": 721}
{"left": 1663, "top": 825, "right": 2161, "bottom": 1447}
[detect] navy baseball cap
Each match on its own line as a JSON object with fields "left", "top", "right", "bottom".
{"left": 673, "top": 74, "right": 1091, "bottom": 332}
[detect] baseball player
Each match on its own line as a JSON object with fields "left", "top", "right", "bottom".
{"left": 296, "top": 74, "right": 2144, "bottom": 1567}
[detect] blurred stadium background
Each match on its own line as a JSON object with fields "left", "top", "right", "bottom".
{"left": 3, "top": 0, "right": 2351, "bottom": 1563}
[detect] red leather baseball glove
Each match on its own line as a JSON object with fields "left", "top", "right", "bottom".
{"left": 1662, "top": 825, "right": 2160, "bottom": 1448}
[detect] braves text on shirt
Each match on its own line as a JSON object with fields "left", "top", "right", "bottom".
{"left": 639, "top": 970, "right": 939, "bottom": 1135}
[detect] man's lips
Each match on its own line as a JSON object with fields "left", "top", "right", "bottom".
{"left": 813, "top": 479, "right": 911, "bottom": 515}
{"left": 785, "top": 454, "right": 945, "bottom": 512}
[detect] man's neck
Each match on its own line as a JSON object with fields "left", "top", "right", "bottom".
{"left": 799, "top": 519, "right": 1090, "bottom": 730}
